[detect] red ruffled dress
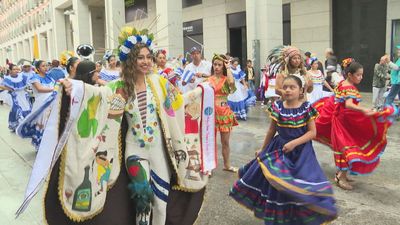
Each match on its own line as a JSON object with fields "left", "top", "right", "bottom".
{"left": 313, "top": 81, "right": 397, "bottom": 175}
{"left": 209, "top": 76, "right": 238, "bottom": 132}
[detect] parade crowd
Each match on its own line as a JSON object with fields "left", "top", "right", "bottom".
{"left": 0, "top": 25, "right": 399, "bottom": 225}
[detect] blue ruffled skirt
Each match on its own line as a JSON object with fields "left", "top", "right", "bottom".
{"left": 230, "top": 135, "right": 337, "bottom": 225}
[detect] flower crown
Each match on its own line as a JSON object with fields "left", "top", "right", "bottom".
{"left": 60, "top": 50, "right": 74, "bottom": 66}
{"left": 118, "top": 27, "right": 155, "bottom": 61}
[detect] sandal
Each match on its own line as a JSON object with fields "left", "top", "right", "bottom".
{"left": 334, "top": 174, "right": 353, "bottom": 190}
{"left": 336, "top": 172, "right": 355, "bottom": 182}
{"left": 223, "top": 166, "right": 238, "bottom": 173}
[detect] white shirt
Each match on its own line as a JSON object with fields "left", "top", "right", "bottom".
{"left": 181, "top": 60, "right": 212, "bottom": 93}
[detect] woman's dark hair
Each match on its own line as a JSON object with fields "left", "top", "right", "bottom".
{"left": 35, "top": 60, "right": 45, "bottom": 70}
{"left": 231, "top": 57, "right": 240, "bottom": 65}
{"left": 107, "top": 55, "right": 116, "bottom": 63}
{"left": 345, "top": 62, "right": 363, "bottom": 76}
{"left": 66, "top": 57, "right": 79, "bottom": 74}
{"left": 284, "top": 75, "right": 303, "bottom": 89}
{"left": 74, "top": 60, "right": 96, "bottom": 85}
{"left": 9, "top": 64, "right": 17, "bottom": 71}
{"left": 121, "top": 43, "right": 151, "bottom": 98}
{"left": 211, "top": 54, "right": 228, "bottom": 76}
{"left": 155, "top": 50, "right": 166, "bottom": 58}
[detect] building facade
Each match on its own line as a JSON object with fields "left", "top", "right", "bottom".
{"left": 283, "top": 0, "right": 400, "bottom": 91}
{"left": 0, "top": 0, "right": 124, "bottom": 64}
{"left": 0, "top": 0, "right": 53, "bottom": 63}
{"left": 0, "top": 0, "right": 282, "bottom": 79}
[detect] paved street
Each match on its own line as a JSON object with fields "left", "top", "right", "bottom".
{"left": 0, "top": 93, "right": 399, "bottom": 225}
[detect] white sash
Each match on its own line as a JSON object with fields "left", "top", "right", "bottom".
{"left": 198, "top": 82, "right": 217, "bottom": 173}
{"left": 16, "top": 80, "right": 85, "bottom": 217}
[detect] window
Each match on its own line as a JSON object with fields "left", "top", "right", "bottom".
{"left": 125, "top": 0, "right": 148, "bottom": 23}
{"left": 182, "top": 0, "right": 202, "bottom": 8}
{"left": 183, "top": 19, "right": 203, "bottom": 57}
{"left": 391, "top": 19, "right": 400, "bottom": 61}
{"left": 282, "top": 4, "right": 291, "bottom": 45}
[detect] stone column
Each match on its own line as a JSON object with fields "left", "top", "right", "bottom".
{"left": 47, "top": 29, "right": 54, "bottom": 60}
{"left": 72, "top": 0, "right": 92, "bottom": 47}
{"left": 28, "top": 36, "right": 33, "bottom": 60}
{"left": 155, "top": 0, "right": 184, "bottom": 57}
{"left": 246, "top": 0, "right": 283, "bottom": 69}
{"left": 0, "top": 49, "right": 4, "bottom": 65}
{"left": 104, "top": 0, "right": 125, "bottom": 50}
{"left": 23, "top": 39, "right": 30, "bottom": 60}
{"left": 39, "top": 32, "right": 48, "bottom": 61}
{"left": 52, "top": 8, "right": 68, "bottom": 55}
{"left": 16, "top": 41, "right": 22, "bottom": 62}
{"left": 12, "top": 43, "right": 18, "bottom": 63}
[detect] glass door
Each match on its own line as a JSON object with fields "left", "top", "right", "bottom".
{"left": 391, "top": 20, "right": 400, "bottom": 61}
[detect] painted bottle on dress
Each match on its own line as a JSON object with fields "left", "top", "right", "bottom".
{"left": 72, "top": 166, "right": 92, "bottom": 212}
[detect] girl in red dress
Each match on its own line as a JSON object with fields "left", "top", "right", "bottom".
{"left": 313, "top": 60, "right": 397, "bottom": 190}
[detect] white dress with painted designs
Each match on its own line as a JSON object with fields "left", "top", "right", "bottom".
{"left": 124, "top": 79, "right": 171, "bottom": 225}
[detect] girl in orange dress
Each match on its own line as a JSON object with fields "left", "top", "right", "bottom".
{"left": 208, "top": 54, "right": 239, "bottom": 172}
{"left": 313, "top": 60, "right": 397, "bottom": 190}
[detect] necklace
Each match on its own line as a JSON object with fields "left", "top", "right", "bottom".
{"left": 126, "top": 79, "right": 159, "bottom": 149}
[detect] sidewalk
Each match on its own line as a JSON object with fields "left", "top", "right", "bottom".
{"left": 0, "top": 105, "right": 42, "bottom": 225}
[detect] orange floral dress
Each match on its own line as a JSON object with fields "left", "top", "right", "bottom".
{"left": 209, "top": 76, "right": 238, "bottom": 132}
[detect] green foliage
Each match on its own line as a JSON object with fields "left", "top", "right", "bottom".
{"left": 125, "top": 0, "right": 135, "bottom": 7}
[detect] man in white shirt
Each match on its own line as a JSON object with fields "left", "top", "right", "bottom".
{"left": 181, "top": 47, "right": 212, "bottom": 93}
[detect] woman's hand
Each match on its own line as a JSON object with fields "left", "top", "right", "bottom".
{"left": 224, "top": 59, "right": 230, "bottom": 69}
{"left": 282, "top": 141, "right": 297, "bottom": 153}
{"left": 363, "top": 108, "right": 376, "bottom": 116}
{"left": 60, "top": 79, "right": 72, "bottom": 96}
{"left": 255, "top": 149, "right": 262, "bottom": 157}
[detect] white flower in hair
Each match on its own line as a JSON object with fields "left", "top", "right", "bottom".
{"left": 141, "top": 35, "right": 148, "bottom": 44}
{"left": 117, "top": 27, "right": 155, "bottom": 61}
{"left": 120, "top": 45, "right": 131, "bottom": 54}
{"left": 149, "top": 42, "right": 155, "bottom": 50}
{"left": 128, "top": 36, "right": 137, "bottom": 44}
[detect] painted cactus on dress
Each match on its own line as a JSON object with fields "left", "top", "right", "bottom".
{"left": 78, "top": 95, "right": 101, "bottom": 138}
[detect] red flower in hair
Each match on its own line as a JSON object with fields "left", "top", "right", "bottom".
{"left": 342, "top": 58, "right": 355, "bottom": 68}
{"left": 158, "top": 49, "right": 167, "bottom": 56}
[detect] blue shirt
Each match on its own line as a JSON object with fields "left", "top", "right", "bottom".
{"left": 47, "top": 67, "right": 67, "bottom": 81}
{"left": 390, "top": 59, "right": 400, "bottom": 84}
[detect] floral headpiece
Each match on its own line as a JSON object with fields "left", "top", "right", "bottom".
{"left": 156, "top": 49, "right": 167, "bottom": 56}
{"left": 310, "top": 57, "right": 318, "bottom": 65}
{"left": 212, "top": 53, "right": 225, "bottom": 62}
{"left": 118, "top": 27, "right": 155, "bottom": 61}
{"left": 60, "top": 50, "right": 74, "bottom": 66}
{"left": 103, "top": 50, "right": 114, "bottom": 61}
{"left": 342, "top": 58, "right": 355, "bottom": 69}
